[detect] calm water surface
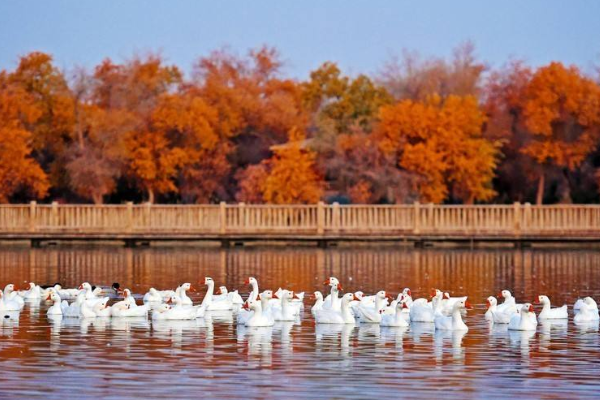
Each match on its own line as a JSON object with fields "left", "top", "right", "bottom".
{"left": 2, "top": 245, "right": 600, "bottom": 400}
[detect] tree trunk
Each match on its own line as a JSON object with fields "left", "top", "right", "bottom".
{"left": 92, "top": 193, "right": 103, "bottom": 205}
{"left": 536, "top": 172, "right": 545, "bottom": 205}
{"left": 148, "top": 188, "right": 155, "bottom": 204}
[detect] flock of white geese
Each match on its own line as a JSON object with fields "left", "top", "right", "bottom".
{"left": 1, "top": 276, "right": 599, "bottom": 332}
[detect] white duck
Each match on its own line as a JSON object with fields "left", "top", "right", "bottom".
{"left": 574, "top": 297, "right": 600, "bottom": 323}
{"left": 80, "top": 298, "right": 110, "bottom": 319}
{"left": 508, "top": 303, "right": 538, "bottom": 331}
{"left": 357, "top": 290, "right": 390, "bottom": 324}
{"left": 536, "top": 295, "right": 568, "bottom": 320}
{"left": 434, "top": 299, "right": 472, "bottom": 331}
{"left": 380, "top": 301, "right": 409, "bottom": 327}
{"left": 4, "top": 284, "right": 24, "bottom": 310}
{"left": 143, "top": 288, "right": 163, "bottom": 303}
{"left": 484, "top": 296, "right": 497, "bottom": 322}
{"left": 311, "top": 291, "right": 324, "bottom": 317}
{"left": 238, "top": 290, "right": 275, "bottom": 325}
{"left": 271, "top": 290, "right": 297, "bottom": 322}
{"left": 491, "top": 290, "right": 521, "bottom": 324}
{"left": 0, "top": 288, "right": 23, "bottom": 312}
{"left": 243, "top": 298, "right": 275, "bottom": 327}
{"left": 315, "top": 293, "right": 358, "bottom": 325}
{"left": 18, "top": 282, "right": 42, "bottom": 300}
{"left": 158, "top": 296, "right": 198, "bottom": 320}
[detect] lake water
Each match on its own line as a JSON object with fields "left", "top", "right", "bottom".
{"left": 1, "top": 245, "right": 600, "bottom": 400}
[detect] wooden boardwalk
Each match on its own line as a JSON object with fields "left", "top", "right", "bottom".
{"left": 1, "top": 202, "right": 600, "bottom": 247}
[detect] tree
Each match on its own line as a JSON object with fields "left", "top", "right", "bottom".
{"left": 0, "top": 73, "right": 49, "bottom": 202}
{"left": 261, "top": 127, "right": 325, "bottom": 204}
{"left": 521, "top": 62, "right": 600, "bottom": 204}
{"left": 378, "top": 42, "right": 485, "bottom": 101}
{"left": 376, "top": 95, "right": 499, "bottom": 203}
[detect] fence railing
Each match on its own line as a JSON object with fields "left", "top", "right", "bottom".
{"left": 1, "top": 202, "right": 600, "bottom": 237}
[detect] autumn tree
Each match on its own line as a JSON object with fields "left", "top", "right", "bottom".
{"left": 377, "top": 95, "right": 499, "bottom": 203}
{"left": 378, "top": 42, "right": 485, "bottom": 101}
{"left": 0, "top": 73, "right": 49, "bottom": 202}
{"left": 521, "top": 62, "right": 600, "bottom": 204}
{"left": 259, "top": 128, "right": 325, "bottom": 204}
{"left": 8, "top": 52, "right": 75, "bottom": 191}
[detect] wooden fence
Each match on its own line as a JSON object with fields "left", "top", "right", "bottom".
{"left": 1, "top": 202, "right": 600, "bottom": 242}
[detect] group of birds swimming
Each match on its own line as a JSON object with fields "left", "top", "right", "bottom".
{"left": 1, "top": 277, "right": 599, "bottom": 333}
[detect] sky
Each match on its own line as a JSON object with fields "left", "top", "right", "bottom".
{"left": 1, "top": 1, "right": 599, "bottom": 79}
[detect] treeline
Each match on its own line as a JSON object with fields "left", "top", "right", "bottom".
{"left": 1, "top": 44, "right": 600, "bottom": 205}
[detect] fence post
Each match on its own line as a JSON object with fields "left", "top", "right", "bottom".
{"left": 523, "top": 202, "right": 531, "bottom": 233}
{"left": 29, "top": 201, "right": 37, "bottom": 232}
{"left": 51, "top": 201, "right": 58, "bottom": 228}
{"left": 220, "top": 201, "right": 227, "bottom": 234}
{"left": 413, "top": 201, "right": 420, "bottom": 234}
{"left": 144, "top": 202, "right": 151, "bottom": 229}
{"left": 513, "top": 202, "right": 521, "bottom": 235}
{"left": 239, "top": 202, "right": 245, "bottom": 230}
{"left": 317, "top": 201, "right": 325, "bottom": 235}
{"left": 126, "top": 202, "right": 133, "bottom": 232}
{"left": 332, "top": 202, "right": 340, "bottom": 234}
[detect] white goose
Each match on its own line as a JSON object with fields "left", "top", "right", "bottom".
{"left": 176, "top": 283, "right": 195, "bottom": 306}
{"left": 409, "top": 291, "right": 445, "bottom": 322}
{"left": 143, "top": 288, "right": 163, "bottom": 303}
{"left": 46, "top": 292, "right": 63, "bottom": 316}
{"left": 243, "top": 298, "right": 274, "bottom": 327}
{"left": 491, "top": 290, "right": 521, "bottom": 324}
{"left": 315, "top": 293, "right": 358, "bottom": 325}
{"left": 574, "top": 297, "right": 600, "bottom": 323}
{"left": 536, "top": 295, "right": 568, "bottom": 320}
{"left": 271, "top": 290, "right": 297, "bottom": 321}
{"left": 245, "top": 277, "right": 260, "bottom": 303}
{"left": 202, "top": 278, "right": 233, "bottom": 311}
{"left": 434, "top": 299, "right": 472, "bottom": 331}
{"left": 311, "top": 291, "right": 324, "bottom": 317}
{"left": 18, "top": 282, "right": 42, "bottom": 300}
{"left": 484, "top": 296, "right": 497, "bottom": 322}
{"left": 380, "top": 301, "right": 409, "bottom": 327}
{"left": 322, "top": 277, "right": 343, "bottom": 311}
{"left": 238, "top": 290, "right": 275, "bottom": 325}
{"left": 357, "top": 290, "right": 390, "bottom": 324}
{"left": 3, "top": 284, "right": 24, "bottom": 310}
{"left": 508, "top": 303, "right": 538, "bottom": 331}
{"left": 112, "top": 289, "right": 149, "bottom": 318}
{"left": 0, "top": 288, "right": 22, "bottom": 312}
{"left": 574, "top": 297, "right": 598, "bottom": 315}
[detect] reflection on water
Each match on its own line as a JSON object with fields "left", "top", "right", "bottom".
{"left": 1, "top": 245, "right": 600, "bottom": 399}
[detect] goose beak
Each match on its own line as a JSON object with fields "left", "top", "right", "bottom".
{"left": 402, "top": 302, "right": 409, "bottom": 309}
{"left": 486, "top": 299, "right": 491, "bottom": 308}
{"left": 323, "top": 278, "right": 331, "bottom": 285}
{"left": 430, "top": 289, "right": 437, "bottom": 297}
{"left": 497, "top": 292, "right": 503, "bottom": 298}
{"left": 534, "top": 296, "right": 540, "bottom": 304}
{"left": 528, "top": 304, "right": 534, "bottom": 312}
{"left": 337, "top": 283, "right": 343, "bottom": 291}
{"left": 407, "top": 290, "right": 412, "bottom": 297}
{"left": 244, "top": 278, "right": 250, "bottom": 285}
{"left": 465, "top": 301, "right": 473, "bottom": 310}
{"left": 242, "top": 302, "right": 249, "bottom": 311}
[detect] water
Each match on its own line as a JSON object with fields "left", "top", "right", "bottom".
{"left": 1, "top": 245, "right": 600, "bottom": 400}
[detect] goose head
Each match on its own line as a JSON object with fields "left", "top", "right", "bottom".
{"left": 499, "top": 290, "right": 512, "bottom": 300}
{"left": 244, "top": 277, "right": 257, "bottom": 286}
{"left": 341, "top": 292, "right": 359, "bottom": 305}
{"left": 48, "top": 293, "right": 61, "bottom": 303}
{"left": 486, "top": 296, "right": 497, "bottom": 308}
{"left": 323, "top": 277, "right": 342, "bottom": 290}
{"left": 584, "top": 297, "right": 597, "bottom": 307}
{"left": 257, "top": 290, "right": 274, "bottom": 301}
{"left": 217, "top": 286, "right": 228, "bottom": 295}
{"left": 454, "top": 299, "right": 473, "bottom": 311}
{"left": 149, "top": 288, "right": 159, "bottom": 295}
{"left": 79, "top": 282, "right": 92, "bottom": 291}
{"left": 181, "top": 282, "right": 195, "bottom": 292}
{"left": 520, "top": 303, "right": 535, "bottom": 314}
{"left": 4, "top": 284, "right": 15, "bottom": 294}
{"left": 535, "top": 295, "right": 550, "bottom": 305}
{"left": 166, "top": 296, "right": 181, "bottom": 305}
{"left": 202, "top": 277, "right": 213, "bottom": 287}
{"left": 122, "top": 289, "right": 132, "bottom": 298}
{"left": 92, "top": 287, "right": 103, "bottom": 297}
{"left": 312, "top": 291, "right": 323, "bottom": 301}
{"left": 155, "top": 304, "right": 171, "bottom": 313}
{"left": 402, "top": 288, "right": 412, "bottom": 297}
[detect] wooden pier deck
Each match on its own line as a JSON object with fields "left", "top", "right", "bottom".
{"left": 1, "top": 202, "right": 600, "bottom": 247}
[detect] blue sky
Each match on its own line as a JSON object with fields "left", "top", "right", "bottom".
{"left": 1, "top": 1, "right": 599, "bottom": 78}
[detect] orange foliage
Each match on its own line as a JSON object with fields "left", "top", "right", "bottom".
{"left": 262, "top": 128, "right": 325, "bottom": 204}
{"left": 377, "top": 95, "right": 499, "bottom": 203}
{"left": 522, "top": 62, "right": 600, "bottom": 170}
{"left": 0, "top": 73, "right": 49, "bottom": 202}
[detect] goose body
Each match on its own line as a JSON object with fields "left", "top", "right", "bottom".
{"left": 380, "top": 302, "right": 409, "bottom": 327}
{"left": 508, "top": 303, "right": 538, "bottom": 331}
{"left": 434, "top": 300, "right": 471, "bottom": 331}
{"left": 574, "top": 298, "right": 600, "bottom": 323}
{"left": 315, "top": 293, "right": 357, "bottom": 325}
{"left": 536, "top": 295, "right": 568, "bottom": 320}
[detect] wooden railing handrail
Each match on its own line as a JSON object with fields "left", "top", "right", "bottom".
{"left": 0, "top": 201, "right": 600, "bottom": 237}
